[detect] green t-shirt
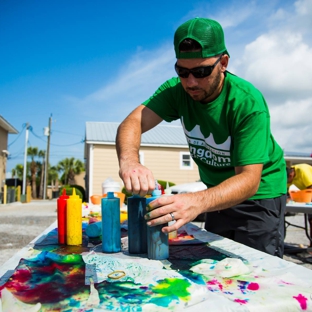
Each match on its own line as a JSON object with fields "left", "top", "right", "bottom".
{"left": 143, "top": 72, "right": 286, "bottom": 199}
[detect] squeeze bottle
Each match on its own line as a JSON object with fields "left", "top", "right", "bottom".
{"left": 66, "top": 188, "right": 82, "bottom": 245}
{"left": 127, "top": 195, "right": 147, "bottom": 254}
{"left": 146, "top": 184, "right": 169, "bottom": 260}
{"left": 57, "top": 189, "right": 69, "bottom": 244}
{"left": 101, "top": 192, "right": 121, "bottom": 253}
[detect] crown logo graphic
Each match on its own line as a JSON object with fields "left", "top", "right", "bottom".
{"left": 182, "top": 118, "right": 231, "bottom": 151}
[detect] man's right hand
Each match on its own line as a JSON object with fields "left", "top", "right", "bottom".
{"left": 116, "top": 105, "right": 163, "bottom": 197}
{"left": 119, "top": 161, "right": 155, "bottom": 197}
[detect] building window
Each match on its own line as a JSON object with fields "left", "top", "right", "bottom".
{"left": 180, "top": 152, "right": 193, "bottom": 169}
{"left": 139, "top": 151, "right": 144, "bottom": 165}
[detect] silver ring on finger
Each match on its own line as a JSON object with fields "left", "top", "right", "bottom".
{"left": 169, "top": 212, "right": 175, "bottom": 221}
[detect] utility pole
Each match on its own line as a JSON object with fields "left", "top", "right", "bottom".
{"left": 43, "top": 114, "right": 52, "bottom": 199}
{"left": 22, "top": 123, "right": 30, "bottom": 195}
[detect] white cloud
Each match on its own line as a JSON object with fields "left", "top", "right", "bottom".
{"left": 234, "top": 31, "right": 312, "bottom": 100}
{"left": 230, "top": 0, "right": 312, "bottom": 153}
{"left": 270, "top": 97, "right": 312, "bottom": 153}
{"left": 295, "top": 0, "right": 312, "bottom": 18}
{"left": 271, "top": 98, "right": 312, "bottom": 129}
{"left": 65, "top": 43, "right": 176, "bottom": 120}
{"left": 66, "top": 0, "right": 312, "bottom": 153}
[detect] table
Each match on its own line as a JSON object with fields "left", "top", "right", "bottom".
{"left": 286, "top": 202, "right": 312, "bottom": 215}
{"left": 1, "top": 221, "right": 312, "bottom": 311}
{"left": 285, "top": 202, "right": 312, "bottom": 253}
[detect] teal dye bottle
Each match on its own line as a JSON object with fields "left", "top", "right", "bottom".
{"left": 101, "top": 192, "right": 121, "bottom": 253}
{"left": 127, "top": 195, "right": 147, "bottom": 254}
{"left": 146, "top": 188, "right": 169, "bottom": 260}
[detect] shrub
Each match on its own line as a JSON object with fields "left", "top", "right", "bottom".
{"left": 69, "top": 184, "right": 86, "bottom": 202}
{"left": 59, "top": 186, "right": 83, "bottom": 200}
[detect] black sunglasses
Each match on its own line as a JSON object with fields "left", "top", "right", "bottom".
{"left": 175, "top": 54, "right": 223, "bottom": 78}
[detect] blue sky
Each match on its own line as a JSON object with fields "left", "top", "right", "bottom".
{"left": 1, "top": 0, "right": 312, "bottom": 175}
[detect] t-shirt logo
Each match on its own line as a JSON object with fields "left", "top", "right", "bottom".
{"left": 182, "top": 122, "right": 231, "bottom": 167}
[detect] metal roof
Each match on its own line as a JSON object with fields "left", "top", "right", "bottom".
{"left": 85, "top": 122, "right": 188, "bottom": 147}
{"left": 85, "top": 122, "right": 312, "bottom": 158}
{"left": 0, "top": 115, "right": 18, "bottom": 134}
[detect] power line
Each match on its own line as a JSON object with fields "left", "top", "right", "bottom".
{"left": 8, "top": 122, "right": 84, "bottom": 147}
{"left": 7, "top": 147, "right": 25, "bottom": 160}
{"left": 7, "top": 119, "right": 85, "bottom": 171}
{"left": 29, "top": 127, "right": 84, "bottom": 146}
{"left": 8, "top": 123, "right": 27, "bottom": 147}
{"left": 53, "top": 129, "right": 84, "bottom": 137}
{"left": 29, "top": 127, "right": 47, "bottom": 142}
{"left": 50, "top": 139, "right": 85, "bottom": 147}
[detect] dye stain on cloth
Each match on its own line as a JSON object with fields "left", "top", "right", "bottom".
{"left": 0, "top": 252, "right": 90, "bottom": 310}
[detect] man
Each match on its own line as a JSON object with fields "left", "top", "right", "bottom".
{"left": 116, "top": 17, "right": 287, "bottom": 257}
{"left": 287, "top": 163, "right": 312, "bottom": 245}
{"left": 287, "top": 164, "right": 312, "bottom": 190}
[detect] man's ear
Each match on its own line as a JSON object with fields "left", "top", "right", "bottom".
{"left": 220, "top": 54, "right": 229, "bottom": 71}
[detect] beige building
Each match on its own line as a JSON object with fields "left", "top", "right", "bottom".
{"left": 0, "top": 116, "right": 18, "bottom": 189}
{"left": 84, "top": 122, "right": 200, "bottom": 200}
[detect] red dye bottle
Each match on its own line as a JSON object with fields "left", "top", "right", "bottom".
{"left": 57, "top": 189, "right": 69, "bottom": 244}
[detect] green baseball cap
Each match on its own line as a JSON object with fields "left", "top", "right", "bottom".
{"left": 174, "top": 17, "right": 229, "bottom": 59}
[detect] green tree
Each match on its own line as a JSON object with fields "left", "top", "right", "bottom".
{"left": 57, "top": 157, "right": 84, "bottom": 185}
{"left": 49, "top": 165, "right": 59, "bottom": 190}
{"left": 27, "top": 147, "right": 39, "bottom": 199}
{"left": 11, "top": 164, "right": 24, "bottom": 180}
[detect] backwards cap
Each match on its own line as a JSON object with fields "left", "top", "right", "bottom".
{"left": 174, "top": 17, "right": 229, "bottom": 59}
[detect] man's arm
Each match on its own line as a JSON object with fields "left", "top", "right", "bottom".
{"left": 145, "top": 163, "right": 263, "bottom": 233}
{"left": 116, "top": 105, "right": 163, "bottom": 196}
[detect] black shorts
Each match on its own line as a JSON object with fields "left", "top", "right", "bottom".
{"left": 205, "top": 194, "right": 287, "bottom": 258}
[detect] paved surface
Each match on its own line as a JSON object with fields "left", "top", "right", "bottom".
{"left": 0, "top": 200, "right": 312, "bottom": 269}
{"left": 283, "top": 213, "right": 312, "bottom": 269}
{"left": 0, "top": 199, "right": 57, "bottom": 267}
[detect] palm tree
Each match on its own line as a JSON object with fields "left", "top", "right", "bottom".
{"left": 49, "top": 165, "right": 59, "bottom": 191}
{"left": 11, "top": 164, "right": 24, "bottom": 180}
{"left": 57, "top": 157, "right": 84, "bottom": 185}
{"left": 27, "top": 147, "right": 39, "bottom": 199}
{"left": 12, "top": 163, "right": 30, "bottom": 193}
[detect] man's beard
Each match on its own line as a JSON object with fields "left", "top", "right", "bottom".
{"left": 186, "top": 70, "right": 223, "bottom": 103}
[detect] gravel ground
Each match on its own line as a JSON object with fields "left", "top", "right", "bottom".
{"left": 0, "top": 200, "right": 312, "bottom": 269}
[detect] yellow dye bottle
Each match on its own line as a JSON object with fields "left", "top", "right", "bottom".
{"left": 66, "top": 188, "right": 82, "bottom": 245}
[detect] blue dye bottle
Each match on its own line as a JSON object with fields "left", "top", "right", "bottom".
{"left": 101, "top": 192, "right": 121, "bottom": 253}
{"left": 127, "top": 195, "right": 147, "bottom": 254}
{"left": 146, "top": 188, "right": 169, "bottom": 260}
